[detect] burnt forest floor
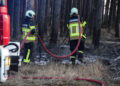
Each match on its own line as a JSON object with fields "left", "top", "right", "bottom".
{"left": 0, "top": 29, "right": 120, "bottom": 86}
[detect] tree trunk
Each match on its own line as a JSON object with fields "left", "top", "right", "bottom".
{"left": 38, "top": 0, "right": 46, "bottom": 38}
{"left": 50, "top": 0, "right": 62, "bottom": 44}
{"left": 20, "top": 0, "right": 26, "bottom": 27}
{"left": 26, "top": 0, "right": 32, "bottom": 10}
{"left": 87, "top": 0, "right": 94, "bottom": 36}
{"left": 115, "top": 0, "right": 120, "bottom": 37}
{"left": 73, "top": 0, "right": 77, "bottom": 7}
{"left": 60, "top": 0, "right": 65, "bottom": 37}
{"left": 104, "top": 0, "right": 110, "bottom": 22}
{"left": 108, "top": 0, "right": 116, "bottom": 30}
{"left": 92, "top": 0, "right": 104, "bottom": 48}
{"left": 44, "top": 0, "right": 51, "bottom": 33}
{"left": 7, "top": 0, "right": 14, "bottom": 38}
{"left": 13, "top": 0, "right": 21, "bottom": 40}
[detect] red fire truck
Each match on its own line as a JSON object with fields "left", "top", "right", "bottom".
{"left": 0, "top": 0, "right": 20, "bottom": 82}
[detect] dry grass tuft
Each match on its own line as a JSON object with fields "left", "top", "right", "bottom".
{"left": 18, "top": 61, "right": 104, "bottom": 80}
{"left": 1, "top": 61, "right": 108, "bottom": 86}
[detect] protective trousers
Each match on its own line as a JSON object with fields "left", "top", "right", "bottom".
{"left": 23, "top": 42, "right": 34, "bottom": 63}
{"left": 70, "top": 39, "right": 85, "bottom": 64}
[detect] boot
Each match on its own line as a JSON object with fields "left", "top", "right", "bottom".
{"left": 71, "top": 58, "right": 75, "bottom": 65}
{"left": 78, "top": 53, "right": 84, "bottom": 63}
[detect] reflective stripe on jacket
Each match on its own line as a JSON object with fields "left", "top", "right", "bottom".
{"left": 22, "top": 25, "right": 36, "bottom": 42}
{"left": 68, "top": 19, "right": 86, "bottom": 40}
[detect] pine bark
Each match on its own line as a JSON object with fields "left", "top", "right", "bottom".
{"left": 104, "top": 0, "right": 110, "bottom": 22}
{"left": 50, "top": 0, "right": 62, "bottom": 44}
{"left": 13, "top": 0, "right": 21, "bottom": 40}
{"left": 92, "top": 0, "right": 104, "bottom": 48}
{"left": 115, "top": 0, "right": 120, "bottom": 37}
{"left": 108, "top": 0, "right": 116, "bottom": 30}
{"left": 7, "top": 0, "right": 14, "bottom": 38}
{"left": 38, "top": 0, "right": 46, "bottom": 38}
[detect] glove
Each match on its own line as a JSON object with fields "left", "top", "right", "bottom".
{"left": 31, "top": 29, "right": 36, "bottom": 35}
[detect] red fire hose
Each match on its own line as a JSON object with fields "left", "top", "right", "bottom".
{"left": 7, "top": 76, "right": 104, "bottom": 86}
{"left": 37, "top": 15, "right": 82, "bottom": 58}
{"left": 18, "top": 15, "right": 104, "bottom": 86}
{"left": 20, "top": 31, "right": 31, "bottom": 51}
{"left": 20, "top": 15, "right": 81, "bottom": 58}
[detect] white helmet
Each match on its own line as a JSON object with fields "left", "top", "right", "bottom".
{"left": 70, "top": 8, "right": 78, "bottom": 16}
{"left": 25, "top": 10, "right": 35, "bottom": 18}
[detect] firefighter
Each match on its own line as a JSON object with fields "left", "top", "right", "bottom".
{"left": 67, "top": 8, "right": 87, "bottom": 65}
{"left": 22, "top": 10, "right": 37, "bottom": 64}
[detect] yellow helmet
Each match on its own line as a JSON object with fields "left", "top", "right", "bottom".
{"left": 70, "top": 8, "right": 78, "bottom": 16}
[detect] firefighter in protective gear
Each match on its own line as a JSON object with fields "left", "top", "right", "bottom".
{"left": 22, "top": 10, "right": 36, "bottom": 64}
{"left": 67, "top": 8, "right": 87, "bottom": 65}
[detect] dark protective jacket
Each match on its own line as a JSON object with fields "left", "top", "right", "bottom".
{"left": 22, "top": 17, "right": 36, "bottom": 43}
{"left": 67, "top": 15, "right": 86, "bottom": 40}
